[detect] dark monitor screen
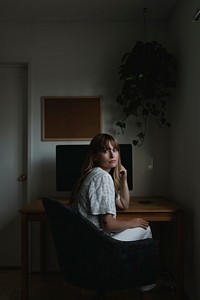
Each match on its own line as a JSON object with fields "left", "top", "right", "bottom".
{"left": 56, "top": 144, "right": 133, "bottom": 191}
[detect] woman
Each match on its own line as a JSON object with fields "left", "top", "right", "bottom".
{"left": 71, "top": 133, "right": 155, "bottom": 298}
{"left": 70, "top": 133, "right": 152, "bottom": 241}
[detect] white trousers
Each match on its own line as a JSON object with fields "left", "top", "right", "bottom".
{"left": 111, "top": 226, "right": 152, "bottom": 241}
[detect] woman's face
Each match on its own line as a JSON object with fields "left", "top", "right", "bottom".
{"left": 94, "top": 141, "right": 119, "bottom": 172}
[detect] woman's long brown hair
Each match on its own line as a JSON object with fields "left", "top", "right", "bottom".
{"left": 70, "top": 133, "right": 122, "bottom": 203}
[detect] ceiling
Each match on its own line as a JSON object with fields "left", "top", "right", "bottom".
{"left": 0, "top": 0, "right": 179, "bottom": 22}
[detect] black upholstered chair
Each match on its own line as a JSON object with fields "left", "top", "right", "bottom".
{"left": 42, "top": 197, "right": 158, "bottom": 299}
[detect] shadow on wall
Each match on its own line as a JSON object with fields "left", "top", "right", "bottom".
{"left": 180, "top": 203, "right": 195, "bottom": 298}
{"left": 34, "top": 155, "right": 70, "bottom": 199}
{"left": 36, "top": 157, "right": 58, "bottom": 198}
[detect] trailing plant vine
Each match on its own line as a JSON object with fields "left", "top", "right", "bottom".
{"left": 116, "top": 40, "right": 176, "bottom": 146}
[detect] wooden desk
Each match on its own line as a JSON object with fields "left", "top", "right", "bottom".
{"left": 19, "top": 197, "right": 184, "bottom": 300}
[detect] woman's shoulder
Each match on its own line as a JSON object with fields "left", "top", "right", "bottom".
{"left": 82, "top": 168, "right": 114, "bottom": 196}
{"left": 86, "top": 167, "right": 110, "bottom": 181}
{"left": 91, "top": 167, "right": 109, "bottom": 176}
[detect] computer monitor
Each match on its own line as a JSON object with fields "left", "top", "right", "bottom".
{"left": 56, "top": 144, "right": 133, "bottom": 191}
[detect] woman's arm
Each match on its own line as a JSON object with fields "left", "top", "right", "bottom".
{"left": 100, "top": 213, "right": 149, "bottom": 233}
{"left": 115, "top": 165, "right": 130, "bottom": 210}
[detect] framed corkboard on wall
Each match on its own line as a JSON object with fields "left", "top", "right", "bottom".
{"left": 41, "top": 96, "right": 102, "bottom": 141}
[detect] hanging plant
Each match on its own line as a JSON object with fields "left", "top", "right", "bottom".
{"left": 116, "top": 40, "right": 176, "bottom": 146}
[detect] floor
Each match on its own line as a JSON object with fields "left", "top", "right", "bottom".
{"left": 0, "top": 268, "right": 178, "bottom": 300}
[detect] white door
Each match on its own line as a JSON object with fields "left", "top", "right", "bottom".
{"left": 0, "top": 63, "right": 28, "bottom": 266}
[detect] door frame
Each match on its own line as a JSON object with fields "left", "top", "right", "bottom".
{"left": 0, "top": 57, "right": 31, "bottom": 204}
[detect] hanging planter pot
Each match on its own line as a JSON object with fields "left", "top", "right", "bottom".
{"left": 116, "top": 40, "right": 176, "bottom": 146}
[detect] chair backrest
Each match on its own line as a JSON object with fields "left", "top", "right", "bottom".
{"left": 43, "top": 197, "right": 158, "bottom": 292}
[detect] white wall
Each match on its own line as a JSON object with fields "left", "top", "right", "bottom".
{"left": 1, "top": 7, "right": 199, "bottom": 298}
{"left": 0, "top": 21, "right": 175, "bottom": 273}
{"left": 169, "top": 1, "right": 200, "bottom": 299}
{"left": 0, "top": 21, "right": 171, "bottom": 200}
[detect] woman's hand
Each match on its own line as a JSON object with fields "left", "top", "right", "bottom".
{"left": 129, "top": 218, "right": 149, "bottom": 230}
{"left": 119, "top": 165, "right": 127, "bottom": 181}
{"left": 100, "top": 214, "right": 149, "bottom": 232}
{"left": 116, "top": 165, "right": 130, "bottom": 210}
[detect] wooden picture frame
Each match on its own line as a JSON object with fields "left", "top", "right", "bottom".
{"left": 41, "top": 96, "right": 102, "bottom": 141}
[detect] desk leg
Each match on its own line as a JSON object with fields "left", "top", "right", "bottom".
{"left": 21, "top": 214, "right": 28, "bottom": 300}
{"left": 176, "top": 212, "right": 184, "bottom": 300}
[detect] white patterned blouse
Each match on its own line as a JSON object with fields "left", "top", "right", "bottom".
{"left": 76, "top": 167, "right": 116, "bottom": 230}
